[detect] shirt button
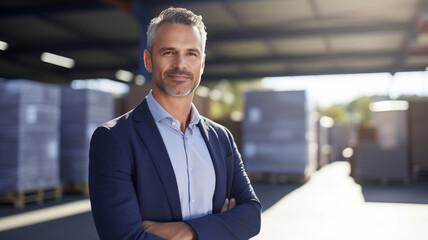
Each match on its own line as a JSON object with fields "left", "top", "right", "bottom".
{"left": 189, "top": 168, "right": 193, "bottom": 171}
{"left": 191, "top": 199, "right": 195, "bottom": 203}
{"left": 171, "top": 121, "right": 176, "bottom": 126}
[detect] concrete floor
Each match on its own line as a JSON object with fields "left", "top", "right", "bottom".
{"left": 0, "top": 161, "right": 427, "bottom": 239}
{"left": 252, "top": 162, "right": 428, "bottom": 240}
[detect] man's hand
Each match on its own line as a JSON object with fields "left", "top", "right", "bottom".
{"left": 221, "top": 198, "right": 236, "bottom": 213}
{"left": 141, "top": 198, "right": 235, "bottom": 239}
{"left": 142, "top": 220, "right": 196, "bottom": 240}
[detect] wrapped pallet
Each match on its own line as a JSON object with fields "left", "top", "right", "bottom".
{"left": 60, "top": 87, "right": 114, "bottom": 186}
{"left": 408, "top": 101, "right": 428, "bottom": 179}
{"left": 356, "top": 142, "right": 408, "bottom": 182}
{"left": 0, "top": 80, "right": 61, "bottom": 194}
{"left": 355, "top": 100, "right": 410, "bottom": 183}
{"left": 242, "top": 90, "right": 317, "bottom": 181}
{"left": 317, "top": 116, "right": 335, "bottom": 169}
{"left": 329, "top": 123, "right": 356, "bottom": 162}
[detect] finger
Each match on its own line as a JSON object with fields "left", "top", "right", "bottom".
{"left": 221, "top": 198, "right": 229, "bottom": 213}
{"left": 229, "top": 198, "right": 236, "bottom": 210}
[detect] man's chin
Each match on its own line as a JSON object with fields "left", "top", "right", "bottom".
{"left": 164, "top": 88, "right": 193, "bottom": 97}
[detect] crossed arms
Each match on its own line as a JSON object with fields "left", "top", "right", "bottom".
{"left": 89, "top": 125, "right": 261, "bottom": 240}
{"left": 142, "top": 198, "right": 236, "bottom": 240}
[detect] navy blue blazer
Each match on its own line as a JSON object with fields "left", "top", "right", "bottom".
{"left": 89, "top": 99, "right": 261, "bottom": 240}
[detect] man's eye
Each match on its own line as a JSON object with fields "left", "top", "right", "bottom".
{"left": 188, "top": 52, "right": 197, "bottom": 56}
{"left": 163, "top": 51, "right": 173, "bottom": 55}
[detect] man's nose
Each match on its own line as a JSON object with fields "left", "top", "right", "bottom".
{"left": 173, "top": 54, "right": 186, "bottom": 69}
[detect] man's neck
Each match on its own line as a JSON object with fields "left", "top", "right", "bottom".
{"left": 152, "top": 89, "right": 193, "bottom": 133}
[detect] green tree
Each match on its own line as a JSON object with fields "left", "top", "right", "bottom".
{"left": 317, "top": 104, "right": 348, "bottom": 123}
{"left": 200, "top": 79, "right": 269, "bottom": 120}
{"left": 346, "top": 95, "right": 387, "bottom": 125}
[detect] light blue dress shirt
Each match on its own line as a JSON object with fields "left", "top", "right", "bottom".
{"left": 146, "top": 91, "right": 216, "bottom": 220}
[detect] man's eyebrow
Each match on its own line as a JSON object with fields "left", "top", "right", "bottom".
{"left": 158, "top": 47, "right": 201, "bottom": 54}
{"left": 158, "top": 47, "right": 175, "bottom": 53}
{"left": 188, "top": 48, "right": 201, "bottom": 53}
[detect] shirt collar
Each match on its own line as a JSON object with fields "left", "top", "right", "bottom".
{"left": 146, "top": 90, "right": 201, "bottom": 127}
{"left": 189, "top": 102, "right": 201, "bottom": 127}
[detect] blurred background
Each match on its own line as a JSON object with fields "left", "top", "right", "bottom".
{"left": 1, "top": 0, "right": 428, "bottom": 239}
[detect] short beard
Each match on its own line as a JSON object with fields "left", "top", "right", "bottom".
{"left": 155, "top": 68, "right": 197, "bottom": 97}
{"left": 163, "top": 84, "right": 193, "bottom": 97}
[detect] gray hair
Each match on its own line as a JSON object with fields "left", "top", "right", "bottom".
{"left": 146, "top": 7, "right": 207, "bottom": 54}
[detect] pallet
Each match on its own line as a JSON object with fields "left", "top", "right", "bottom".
{"left": 356, "top": 177, "right": 410, "bottom": 186}
{"left": 63, "top": 183, "right": 89, "bottom": 196}
{"left": 248, "top": 172, "right": 309, "bottom": 184}
{"left": 412, "top": 171, "right": 428, "bottom": 181}
{"left": 0, "top": 186, "right": 62, "bottom": 208}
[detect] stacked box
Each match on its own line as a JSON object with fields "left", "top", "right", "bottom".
{"left": 357, "top": 126, "right": 378, "bottom": 142}
{"left": 356, "top": 142, "right": 408, "bottom": 181}
{"left": 355, "top": 107, "right": 409, "bottom": 182}
{"left": 408, "top": 101, "right": 428, "bottom": 178}
{"left": 123, "top": 84, "right": 152, "bottom": 114}
{"left": 371, "top": 109, "right": 408, "bottom": 150}
{"left": 242, "top": 90, "right": 317, "bottom": 175}
{"left": 316, "top": 119, "right": 331, "bottom": 169}
{"left": 60, "top": 87, "right": 114, "bottom": 184}
{"left": 0, "top": 80, "right": 60, "bottom": 194}
{"left": 215, "top": 119, "right": 242, "bottom": 152}
{"left": 329, "top": 123, "right": 356, "bottom": 162}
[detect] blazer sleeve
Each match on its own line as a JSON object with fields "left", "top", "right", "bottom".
{"left": 89, "top": 126, "right": 164, "bottom": 240}
{"left": 185, "top": 128, "right": 262, "bottom": 240}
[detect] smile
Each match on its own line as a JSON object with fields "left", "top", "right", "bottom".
{"left": 168, "top": 74, "right": 191, "bottom": 81}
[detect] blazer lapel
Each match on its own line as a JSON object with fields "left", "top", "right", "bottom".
{"left": 198, "top": 119, "right": 228, "bottom": 213}
{"left": 133, "top": 99, "right": 182, "bottom": 220}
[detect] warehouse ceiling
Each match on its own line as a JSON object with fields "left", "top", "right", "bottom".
{"left": 1, "top": 0, "right": 428, "bottom": 84}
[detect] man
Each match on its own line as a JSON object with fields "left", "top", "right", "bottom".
{"left": 89, "top": 7, "right": 261, "bottom": 240}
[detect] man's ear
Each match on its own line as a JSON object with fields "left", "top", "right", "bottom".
{"left": 143, "top": 50, "right": 153, "bottom": 73}
{"left": 201, "top": 54, "right": 206, "bottom": 73}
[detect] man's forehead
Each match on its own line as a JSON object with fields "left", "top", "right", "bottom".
{"left": 153, "top": 23, "right": 203, "bottom": 50}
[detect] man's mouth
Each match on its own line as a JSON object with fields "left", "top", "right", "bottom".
{"left": 166, "top": 69, "right": 193, "bottom": 81}
{"left": 168, "top": 74, "right": 191, "bottom": 81}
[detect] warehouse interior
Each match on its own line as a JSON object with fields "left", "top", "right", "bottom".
{"left": 1, "top": 0, "right": 428, "bottom": 239}
{"left": 2, "top": 0, "right": 428, "bottom": 82}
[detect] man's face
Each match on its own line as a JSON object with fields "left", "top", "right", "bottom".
{"left": 144, "top": 23, "right": 205, "bottom": 97}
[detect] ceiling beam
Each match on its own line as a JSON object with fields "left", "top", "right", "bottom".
{"left": 206, "top": 51, "right": 398, "bottom": 65}
{"left": 104, "top": 0, "right": 132, "bottom": 11}
{"left": 35, "top": 15, "right": 136, "bottom": 61}
{"left": 72, "top": 62, "right": 138, "bottom": 72}
{"left": 4, "top": 40, "right": 138, "bottom": 54}
{"left": 390, "top": 0, "right": 428, "bottom": 73}
{"left": 0, "top": 1, "right": 114, "bottom": 19}
{"left": 208, "top": 22, "right": 414, "bottom": 43}
{"left": 3, "top": 19, "right": 410, "bottom": 54}
{"left": 141, "top": 0, "right": 259, "bottom": 9}
{"left": 408, "top": 47, "right": 428, "bottom": 56}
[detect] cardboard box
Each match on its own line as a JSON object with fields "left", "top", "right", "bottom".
{"left": 242, "top": 90, "right": 317, "bottom": 175}
{"left": 215, "top": 119, "right": 242, "bottom": 152}
{"left": 0, "top": 80, "right": 60, "bottom": 193}
{"left": 371, "top": 110, "right": 408, "bottom": 150}
{"left": 60, "top": 87, "right": 114, "bottom": 183}
{"left": 355, "top": 142, "right": 409, "bottom": 181}
{"left": 329, "top": 123, "right": 356, "bottom": 162}
{"left": 408, "top": 101, "right": 428, "bottom": 175}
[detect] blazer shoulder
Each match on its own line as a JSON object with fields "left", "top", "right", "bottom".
{"left": 98, "top": 98, "right": 149, "bottom": 133}
{"left": 98, "top": 109, "right": 134, "bottom": 132}
{"left": 200, "top": 117, "right": 235, "bottom": 149}
{"left": 200, "top": 117, "right": 229, "bottom": 135}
